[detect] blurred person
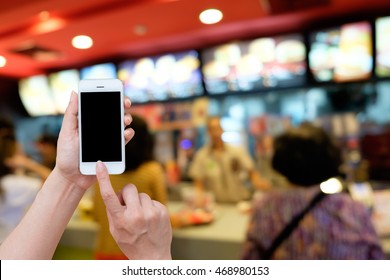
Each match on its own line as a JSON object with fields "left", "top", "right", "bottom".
{"left": 0, "top": 117, "right": 45, "bottom": 243}
{"left": 4, "top": 153, "right": 51, "bottom": 181}
{"left": 242, "top": 122, "right": 384, "bottom": 260}
{"left": 93, "top": 114, "right": 168, "bottom": 260}
{"left": 188, "top": 116, "right": 270, "bottom": 204}
{"left": 35, "top": 134, "right": 58, "bottom": 169}
{"left": 0, "top": 92, "right": 172, "bottom": 260}
{"left": 4, "top": 134, "right": 53, "bottom": 181}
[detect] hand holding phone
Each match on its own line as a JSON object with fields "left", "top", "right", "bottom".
{"left": 78, "top": 79, "right": 125, "bottom": 175}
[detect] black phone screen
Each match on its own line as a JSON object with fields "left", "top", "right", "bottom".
{"left": 80, "top": 91, "right": 122, "bottom": 162}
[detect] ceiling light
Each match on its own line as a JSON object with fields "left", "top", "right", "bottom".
{"left": 72, "top": 35, "right": 93, "bottom": 49}
{"left": 199, "top": 9, "right": 223, "bottom": 25}
{"left": 0, "top": 56, "right": 6, "bottom": 67}
{"left": 30, "top": 11, "right": 66, "bottom": 34}
{"left": 39, "top": 11, "right": 50, "bottom": 21}
{"left": 134, "top": 25, "right": 147, "bottom": 36}
{"left": 32, "top": 18, "right": 66, "bottom": 34}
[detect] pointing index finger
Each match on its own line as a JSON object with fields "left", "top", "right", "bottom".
{"left": 96, "top": 161, "right": 122, "bottom": 217}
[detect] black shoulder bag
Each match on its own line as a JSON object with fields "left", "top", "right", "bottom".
{"left": 261, "top": 191, "right": 327, "bottom": 260}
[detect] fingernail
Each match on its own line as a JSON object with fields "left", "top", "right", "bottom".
{"left": 96, "top": 160, "right": 103, "bottom": 172}
{"left": 70, "top": 91, "right": 76, "bottom": 102}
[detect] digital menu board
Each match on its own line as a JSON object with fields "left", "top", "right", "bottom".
{"left": 309, "top": 21, "right": 373, "bottom": 82}
{"left": 117, "top": 50, "right": 204, "bottom": 103}
{"left": 376, "top": 16, "right": 390, "bottom": 77}
{"left": 201, "top": 34, "right": 307, "bottom": 94}
{"left": 80, "top": 62, "right": 117, "bottom": 79}
{"left": 48, "top": 69, "right": 80, "bottom": 114}
{"left": 19, "top": 75, "right": 58, "bottom": 116}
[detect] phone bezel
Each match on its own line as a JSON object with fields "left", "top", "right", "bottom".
{"left": 78, "top": 78, "right": 125, "bottom": 175}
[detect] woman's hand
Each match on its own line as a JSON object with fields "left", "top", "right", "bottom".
{"left": 96, "top": 161, "right": 172, "bottom": 260}
{"left": 54, "top": 91, "right": 134, "bottom": 191}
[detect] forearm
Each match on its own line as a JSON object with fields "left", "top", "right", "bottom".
{"left": 0, "top": 167, "right": 86, "bottom": 259}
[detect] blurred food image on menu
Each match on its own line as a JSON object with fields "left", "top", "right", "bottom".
{"left": 19, "top": 75, "right": 58, "bottom": 116}
{"left": 309, "top": 21, "right": 373, "bottom": 82}
{"left": 335, "top": 22, "right": 372, "bottom": 81}
{"left": 80, "top": 62, "right": 117, "bottom": 79}
{"left": 201, "top": 34, "right": 306, "bottom": 94}
{"left": 49, "top": 69, "right": 80, "bottom": 114}
{"left": 117, "top": 50, "right": 204, "bottom": 104}
{"left": 376, "top": 16, "right": 390, "bottom": 77}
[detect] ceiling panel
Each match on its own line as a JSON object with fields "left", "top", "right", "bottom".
{"left": 0, "top": 0, "right": 389, "bottom": 79}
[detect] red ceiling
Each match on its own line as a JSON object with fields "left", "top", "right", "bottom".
{"left": 0, "top": 0, "right": 389, "bottom": 79}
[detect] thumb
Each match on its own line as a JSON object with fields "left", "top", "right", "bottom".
{"left": 96, "top": 161, "right": 122, "bottom": 217}
{"left": 60, "top": 91, "right": 78, "bottom": 135}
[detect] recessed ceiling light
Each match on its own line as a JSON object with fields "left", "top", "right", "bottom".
{"left": 199, "top": 9, "right": 223, "bottom": 25}
{"left": 0, "top": 56, "right": 6, "bottom": 67}
{"left": 39, "top": 11, "right": 50, "bottom": 21}
{"left": 72, "top": 35, "right": 93, "bottom": 49}
{"left": 32, "top": 18, "right": 66, "bottom": 34}
{"left": 30, "top": 10, "right": 65, "bottom": 34}
{"left": 134, "top": 24, "right": 147, "bottom": 36}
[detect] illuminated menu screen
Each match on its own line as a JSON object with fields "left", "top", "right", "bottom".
{"left": 201, "top": 34, "right": 307, "bottom": 94}
{"left": 19, "top": 75, "right": 58, "bottom": 116}
{"left": 48, "top": 69, "right": 80, "bottom": 114}
{"left": 117, "top": 50, "right": 204, "bottom": 103}
{"left": 80, "top": 63, "right": 117, "bottom": 79}
{"left": 376, "top": 16, "right": 390, "bottom": 77}
{"left": 309, "top": 21, "right": 373, "bottom": 82}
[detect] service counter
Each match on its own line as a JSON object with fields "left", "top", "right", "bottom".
{"left": 168, "top": 202, "right": 249, "bottom": 260}
{"left": 59, "top": 200, "right": 390, "bottom": 260}
{"left": 59, "top": 219, "right": 99, "bottom": 250}
{"left": 57, "top": 201, "right": 248, "bottom": 260}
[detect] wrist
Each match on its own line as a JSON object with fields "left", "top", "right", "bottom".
{"left": 50, "top": 167, "right": 87, "bottom": 197}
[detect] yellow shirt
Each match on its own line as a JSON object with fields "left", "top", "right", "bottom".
{"left": 92, "top": 161, "right": 167, "bottom": 258}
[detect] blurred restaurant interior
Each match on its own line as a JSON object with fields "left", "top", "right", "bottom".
{"left": 1, "top": 0, "right": 390, "bottom": 259}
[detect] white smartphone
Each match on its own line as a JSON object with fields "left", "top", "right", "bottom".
{"left": 78, "top": 78, "right": 125, "bottom": 175}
